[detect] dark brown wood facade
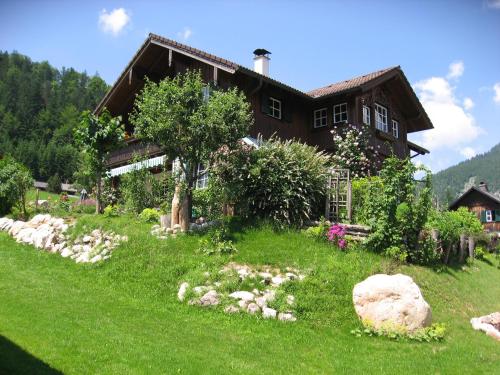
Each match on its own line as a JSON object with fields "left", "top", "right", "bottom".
{"left": 449, "top": 186, "right": 500, "bottom": 232}
{"left": 100, "top": 34, "right": 432, "bottom": 169}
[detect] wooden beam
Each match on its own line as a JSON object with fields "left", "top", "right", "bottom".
{"left": 169, "top": 49, "right": 173, "bottom": 67}
{"left": 213, "top": 66, "right": 218, "bottom": 83}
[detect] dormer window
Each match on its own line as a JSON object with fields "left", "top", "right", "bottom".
{"left": 333, "top": 103, "right": 348, "bottom": 123}
{"left": 375, "top": 103, "right": 388, "bottom": 132}
{"left": 269, "top": 97, "right": 282, "bottom": 119}
{"left": 313, "top": 108, "right": 328, "bottom": 128}
{"left": 392, "top": 120, "right": 399, "bottom": 138}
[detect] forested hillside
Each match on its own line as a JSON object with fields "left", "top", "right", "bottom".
{"left": 0, "top": 51, "right": 109, "bottom": 181}
{"left": 433, "top": 143, "right": 500, "bottom": 205}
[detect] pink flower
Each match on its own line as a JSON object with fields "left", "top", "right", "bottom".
{"left": 338, "top": 239, "right": 347, "bottom": 249}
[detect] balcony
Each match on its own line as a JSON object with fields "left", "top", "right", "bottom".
{"left": 106, "top": 140, "right": 162, "bottom": 167}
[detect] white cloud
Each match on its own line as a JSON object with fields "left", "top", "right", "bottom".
{"left": 460, "top": 147, "right": 477, "bottom": 159}
{"left": 486, "top": 0, "right": 500, "bottom": 9}
{"left": 413, "top": 71, "right": 481, "bottom": 151}
{"left": 99, "top": 8, "right": 130, "bottom": 36}
{"left": 446, "top": 61, "right": 464, "bottom": 80}
{"left": 494, "top": 83, "right": 500, "bottom": 104}
{"left": 177, "top": 27, "right": 193, "bottom": 41}
{"left": 463, "top": 97, "right": 474, "bottom": 110}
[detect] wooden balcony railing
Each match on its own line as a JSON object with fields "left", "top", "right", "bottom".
{"left": 106, "top": 141, "right": 162, "bottom": 167}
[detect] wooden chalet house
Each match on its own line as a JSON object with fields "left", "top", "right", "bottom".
{"left": 95, "top": 33, "right": 433, "bottom": 182}
{"left": 449, "top": 182, "right": 500, "bottom": 232}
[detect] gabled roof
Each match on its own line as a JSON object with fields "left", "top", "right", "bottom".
{"left": 95, "top": 33, "right": 433, "bottom": 132}
{"left": 307, "top": 66, "right": 399, "bottom": 98}
{"left": 449, "top": 186, "right": 500, "bottom": 210}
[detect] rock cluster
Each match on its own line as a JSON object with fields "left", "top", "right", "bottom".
{"left": 471, "top": 312, "right": 500, "bottom": 341}
{"left": 178, "top": 262, "right": 305, "bottom": 322}
{"left": 0, "top": 215, "right": 127, "bottom": 264}
{"left": 353, "top": 273, "right": 432, "bottom": 332}
{"left": 151, "top": 218, "right": 216, "bottom": 240}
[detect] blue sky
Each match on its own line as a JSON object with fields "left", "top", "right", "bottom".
{"left": 1, "top": 0, "right": 499, "bottom": 172}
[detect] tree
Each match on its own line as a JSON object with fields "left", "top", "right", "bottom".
{"left": 74, "top": 109, "right": 124, "bottom": 213}
{"left": 130, "top": 70, "right": 253, "bottom": 230}
{"left": 47, "top": 173, "right": 62, "bottom": 194}
{"left": 0, "top": 157, "right": 34, "bottom": 219}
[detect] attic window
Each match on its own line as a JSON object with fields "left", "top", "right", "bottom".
{"left": 375, "top": 103, "right": 388, "bottom": 132}
{"left": 333, "top": 103, "right": 347, "bottom": 123}
{"left": 269, "top": 97, "right": 282, "bottom": 119}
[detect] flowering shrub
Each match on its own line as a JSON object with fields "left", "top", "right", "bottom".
{"left": 331, "top": 124, "right": 378, "bottom": 178}
{"left": 327, "top": 224, "right": 347, "bottom": 249}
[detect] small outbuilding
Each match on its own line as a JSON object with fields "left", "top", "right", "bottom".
{"left": 449, "top": 182, "right": 500, "bottom": 232}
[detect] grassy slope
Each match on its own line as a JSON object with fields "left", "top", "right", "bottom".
{"left": 0, "top": 215, "right": 499, "bottom": 374}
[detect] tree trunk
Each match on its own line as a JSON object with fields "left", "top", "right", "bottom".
{"left": 171, "top": 184, "right": 181, "bottom": 227}
{"left": 179, "top": 192, "right": 190, "bottom": 232}
{"left": 96, "top": 175, "right": 102, "bottom": 214}
{"left": 459, "top": 234, "right": 467, "bottom": 263}
{"left": 443, "top": 244, "right": 451, "bottom": 264}
{"left": 468, "top": 236, "right": 475, "bottom": 259}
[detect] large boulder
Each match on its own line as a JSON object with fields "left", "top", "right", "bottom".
{"left": 353, "top": 273, "right": 432, "bottom": 332}
{"left": 471, "top": 312, "right": 500, "bottom": 341}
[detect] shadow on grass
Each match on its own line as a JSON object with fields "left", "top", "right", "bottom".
{"left": 0, "top": 335, "right": 62, "bottom": 375}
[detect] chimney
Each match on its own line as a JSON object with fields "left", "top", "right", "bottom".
{"left": 253, "top": 48, "right": 271, "bottom": 76}
{"left": 478, "top": 181, "right": 489, "bottom": 192}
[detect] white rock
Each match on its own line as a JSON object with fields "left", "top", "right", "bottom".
{"left": 200, "top": 290, "right": 219, "bottom": 306}
{"left": 82, "top": 235, "right": 93, "bottom": 243}
{"left": 247, "top": 303, "right": 260, "bottom": 314}
{"left": 271, "top": 276, "right": 286, "bottom": 286}
{"left": 82, "top": 245, "right": 92, "bottom": 253}
{"left": 470, "top": 312, "right": 500, "bottom": 341}
{"left": 286, "top": 295, "right": 295, "bottom": 306}
{"left": 72, "top": 244, "right": 83, "bottom": 253}
{"left": 262, "top": 307, "right": 277, "bottom": 319}
{"left": 258, "top": 272, "right": 273, "bottom": 280}
{"left": 60, "top": 248, "right": 73, "bottom": 258}
{"left": 238, "top": 299, "right": 249, "bottom": 309}
{"left": 178, "top": 282, "right": 189, "bottom": 301}
{"left": 9, "top": 221, "right": 26, "bottom": 236}
{"left": 166, "top": 228, "right": 173, "bottom": 235}
{"left": 193, "top": 286, "right": 210, "bottom": 295}
{"left": 90, "top": 255, "right": 102, "bottom": 263}
{"left": 224, "top": 305, "right": 240, "bottom": 314}
{"left": 229, "top": 291, "right": 255, "bottom": 301}
{"left": 255, "top": 296, "right": 267, "bottom": 308}
{"left": 285, "top": 272, "right": 297, "bottom": 280}
{"left": 173, "top": 224, "right": 182, "bottom": 230}
{"left": 16, "top": 227, "right": 36, "bottom": 244}
{"left": 0, "top": 218, "right": 14, "bottom": 231}
{"left": 352, "top": 274, "right": 432, "bottom": 332}
{"left": 278, "top": 312, "right": 297, "bottom": 322}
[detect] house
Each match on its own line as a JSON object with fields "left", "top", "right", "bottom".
{"left": 449, "top": 182, "right": 500, "bottom": 232}
{"left": 96, "top": 33, "right": 433, "bottom": 178}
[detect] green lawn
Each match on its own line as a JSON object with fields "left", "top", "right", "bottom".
{"left": 26, "top": 189, "right": 78, "bottom": 202}
{"left": 0, "top": 215, "right": 499, "bottom": 374}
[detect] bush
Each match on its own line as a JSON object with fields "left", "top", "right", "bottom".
{"left": 47, "top": 174, "right": 62, "bottom": 194}
{"left": 0, "top": 156, "right": 33, "bottom": 219}
{"left": 211, "top": 138, "right": 330, "bottom": 227}
{"left": 139, "top": 208, "right": 160, "bottom": 223}
{"left": 197, "top": 226, "right": 237, "bottom": 256}
{"left": 120, "top": 155, "right": 174, "bottom": 214}
{"left": 359, "top": 157, "right": 433, "bottom": 264}
{"left": 103, "top": 204, "right": 120, "bottom": 218}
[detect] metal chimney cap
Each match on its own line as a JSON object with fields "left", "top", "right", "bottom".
{"left": 253, "top": 48, "right": 271, "bottom": 56}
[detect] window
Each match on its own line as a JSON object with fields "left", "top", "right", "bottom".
{"left": 362, "top": 105, "right": 371, "bottom": 125}
{"left": 314, "top": 108, "right": 328, "bottom": 128}
{"left": 333, "top": 103, "right": 348, "bottom": 123}
{"left": 392, "top": 120, "right": 399, "bottom": 138}
{"left": 269, "top": 97, "right": 281, "bottom": 119}
{"left": 485, "top": 210, "right": 493, "bottom": 223}
{"left": 195, "top": 164, "right": 208, "bottom": 189}
{"left": 375, "top": 103, "right": 388, "bottom": 132}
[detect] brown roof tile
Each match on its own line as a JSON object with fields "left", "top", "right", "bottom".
{"left": 307, "top": 66, "right": 399, "bottom": 98}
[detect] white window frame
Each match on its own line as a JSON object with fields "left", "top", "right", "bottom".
{"left": 195, "top": 163, "right": 209, "bottom": 189}
{"left": 362, "top": 105, "right": 371, "bottom": 125}
{"left": 269, "top": 97, "right": 282, "bottom": 120}
{"left": 313, "top": 108, "right": 328, "bottom": 128}
{"left": 485, "top": 210, "right": 493, "bottom": 223}
{"left": 375, "top": 103, "right": 388, "bottom": 132}
{"left": 392, "top": 119, "right": 399, "bottom": 138}
{"left": 333, "top": 103, "right": 348, "bottom": 123}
